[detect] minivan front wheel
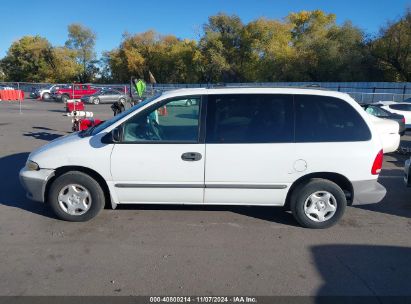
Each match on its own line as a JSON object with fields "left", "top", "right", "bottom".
{"left": 48, "top": 171, "right": 105, "bottom": 222}
{"left": 291, "top": 179, "right": 346, "bottom": 229}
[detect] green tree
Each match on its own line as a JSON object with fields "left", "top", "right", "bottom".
{"left": 105, "top": 31, "right": 202, "bottom": 83}
{"left": 0, "top": 35, "right": 54, "bottom": 82}
{"left": 244, "top": 18, "right": 295, "bottom": 81}
{"left": 50, "top": 47, "right": 82, "bottom": 82}
{"left": 199, "top": 13, "right": 251, "bottom": 82}
{"left": 65, "top": 23, "right": 97, "bottom": 82}
{"left": 371, "top": 9, "right": 411, "bottom": 81}
{"left": 286, "top": 10, "right": 370, "bottom": 81}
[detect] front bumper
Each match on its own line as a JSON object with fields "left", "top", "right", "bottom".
{"left": 19, "top": 167, "right": 55, "bottom": 203}
{"left": 404, "top": 158, "right": 411, "bottom": 187}
{"left": 352, "top": 180, "right": 386, "bottom": 205}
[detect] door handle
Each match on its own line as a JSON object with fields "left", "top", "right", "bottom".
{"left": 181, "top": 152, "right": 202, "bottom": 161}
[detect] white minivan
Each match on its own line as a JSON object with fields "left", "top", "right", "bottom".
{"left": 20, "top": 88, "right": 386, "bottom": 228}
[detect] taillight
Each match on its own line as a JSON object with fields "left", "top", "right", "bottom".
{"left": 402, "top": 117, "right": 405, "bottom": 123}
{"left": 371, "top": 149, "right": 383, "bottom": 175}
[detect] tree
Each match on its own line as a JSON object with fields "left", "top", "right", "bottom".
{"left": 0, "top": 67, "right": 5, "bottom": 81}
{"left": 0, "top": 36, "right": 54, "bottom": 82}
{"left": 199, "top": 13, "right": 250, "bottom": 82}
{"left": 65, "top": 23, "right": 97, "bottom": 82}
{"left": 50, "top": 47, "right": 82, "bottom": 82}
{"left": 371, "top": 9, "right": 411, "bottom": 81}
{"left": 244, "top": 18, "right": 295, "bottom": 81}
{"left": 105, "top": 31, "right": 203, "bottom": 83}
{"left": 286, "top": 10, "right": 371, "bottom": 81}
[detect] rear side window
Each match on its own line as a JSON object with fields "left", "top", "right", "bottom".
{"left": 389, "top": 104, "right": 411, "bottom": 111}
{"left": 295, "top": 95, "right": 371, "bottom": 142}
{"left": 206, "top": 94, "right": 293, "bottom": 143}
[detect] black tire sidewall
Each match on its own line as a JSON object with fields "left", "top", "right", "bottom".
{"left": 291, "top": 179, "right": 346, "bottom": 229}
{"left": 93, "top": 98, "right": 100, "bottom": 104}
{"left": 48, "top": 171, "right": 105, "bottom": 222}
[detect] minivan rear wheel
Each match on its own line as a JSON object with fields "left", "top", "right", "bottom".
{"left": 290, "top": 179, "right": 346, "bottom": 229}
{"left": 48, "top": 171, "right": 105, "bottom": 222}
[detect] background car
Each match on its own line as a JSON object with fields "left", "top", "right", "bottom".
{"left": 81, "top": 89, "right": 130, "bottom": 105}
{"left": 38, "top": 84, "right": 66, "bottom": 100}
{"left": 167, "top": 98, "right": 198, "bottom": 106}
{"left": 400, "top": 97, "right": 411, "bottom": 103}
{"left": 361, "top": 104, "right": 406, "bottom": 135}
{"left": 378, "top": 101, "right": 411, "bottom": 129}
{"left": 0, "top": 84, "right": 15, "bottom": 90}
{"left": 366, "top": 113, "right": 400, "bottom": 153}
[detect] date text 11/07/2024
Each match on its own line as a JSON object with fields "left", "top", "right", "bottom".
{"left": 149, "top": 296, "right": 258, "bottom": 303}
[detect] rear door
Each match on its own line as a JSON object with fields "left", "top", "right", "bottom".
{"left": 204, "top": 94, "right": 295, "bottom": 206}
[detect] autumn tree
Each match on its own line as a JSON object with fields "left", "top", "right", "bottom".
{"left": 0, "top": 36, "right": 54, "bottom": 82}
{"left": 105, "top": 31, "right": 203, "bottom": 83}
{"left": 371, "top": 9, "right": 411, "bottom": 81}
{"left": 65, "top": 23, "right": 97, "bottom": 82}
{"left": 50, "top": 47, "right": 82, "bottom": 82}
{"left": 199, "top": 13, "right": 252, "bottom": 82}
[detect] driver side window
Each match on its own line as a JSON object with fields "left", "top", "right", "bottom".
{"left": 122, "top": 97, "right": 201, "bottom": 143}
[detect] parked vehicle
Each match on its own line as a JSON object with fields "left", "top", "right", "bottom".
{"left": 0, "top": 84, "right": 15, "bottom": 90}
{"left": 81, "top": 89, "right": 129, "bottom": 105}
{"left": 361, "top": 104, "right": 406, "bottom": 135}
{"left": 167, "top": 98, "right": 197, "bottom": 106}
{"left": 52, "top": 84, "right": 98, "bottom": 103}
{"left": 378, "top": 101, "right": 411, "bottom": 128}
{"left": 20, "top": 88, "right": 386, "bottom": 228}
{"left": 38, "top": 84, "right": 65, "bottom": 100}
{"left": 366, "top": 114, "right": 400, "bottom": 153}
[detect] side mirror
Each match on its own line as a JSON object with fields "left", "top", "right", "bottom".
{"left": 112, "top": 127, "right": 122, "bottom": 142}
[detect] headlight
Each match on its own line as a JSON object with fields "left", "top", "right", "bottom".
{"left": 26, "top": 160, "right": 40, "bottom": 171}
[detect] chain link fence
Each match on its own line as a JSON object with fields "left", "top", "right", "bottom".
{"left": 1, "top": 81, "right": 411, "bottom": 103}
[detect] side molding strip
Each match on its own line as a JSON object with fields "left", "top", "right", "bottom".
{"left": 115, "top": 184, "right": 287, "bottom": 189}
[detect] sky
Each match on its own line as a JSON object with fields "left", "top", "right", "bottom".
{"left": 0, "top": 0, "right": 410, "bottom": 58}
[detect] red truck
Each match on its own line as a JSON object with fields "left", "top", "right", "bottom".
{"left": 52, "top": 84, "right": 98, "bottom": 103}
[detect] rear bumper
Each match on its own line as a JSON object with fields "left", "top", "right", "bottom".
{"left": 19, "top": 167, "right": 55, "bottom": 203}
{"left": 404, "top": 158, "right": 411, "bottom": 187}
{"left": 352, "top": 180, "right": 386, "bottom": 205}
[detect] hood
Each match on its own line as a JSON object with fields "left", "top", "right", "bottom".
{"left": 28, "top": 132, "right": 83, "bottom": 167}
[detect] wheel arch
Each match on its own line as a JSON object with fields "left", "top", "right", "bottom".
{"left": 285, "top": 172, "right": 354, "bottom": 209}
{"left": 45, "top": 166, "right": 112, "bottom": 208}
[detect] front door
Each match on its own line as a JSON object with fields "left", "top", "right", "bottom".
{"left": 110, "top": 96, "right": 205, "bottom": 204}
{"left": 204, "top": 94, "right": 296, "bottom": 206}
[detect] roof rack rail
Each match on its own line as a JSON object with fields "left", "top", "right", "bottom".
{"left": 203, "top": 83, "right": 335, "bottom": 91}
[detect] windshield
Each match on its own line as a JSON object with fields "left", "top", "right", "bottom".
{"left": 88, "top": 93, "right": 162, "bottom": 136}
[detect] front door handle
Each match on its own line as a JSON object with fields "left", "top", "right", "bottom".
{"left": 181, "top": 152, "right": 202, "bottom": 162}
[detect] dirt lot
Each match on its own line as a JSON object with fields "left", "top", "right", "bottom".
{"left": 0, "top": 99, "right": 411, "bottom": 296}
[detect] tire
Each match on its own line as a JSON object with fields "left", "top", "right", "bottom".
{"left": 61, "top": 95, "right": 69, "bottom": 103}
{"left": 290, "top": 179, "right": 346, "bottom": 229}
{"left": 119, "top": 98, "right": 126, "bottom": 104}
{"left": 42, "top": 92, "right": 50, "bottom": 100}
{"left": 48, "top": 171, "right": 105, "bottom": 222}
{"left": 93, "top": 98, "right": 100, "bottom": 105}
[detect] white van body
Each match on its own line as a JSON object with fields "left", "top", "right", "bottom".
{"left": 20, "top": 88, "right": 386, "bottom": 228}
